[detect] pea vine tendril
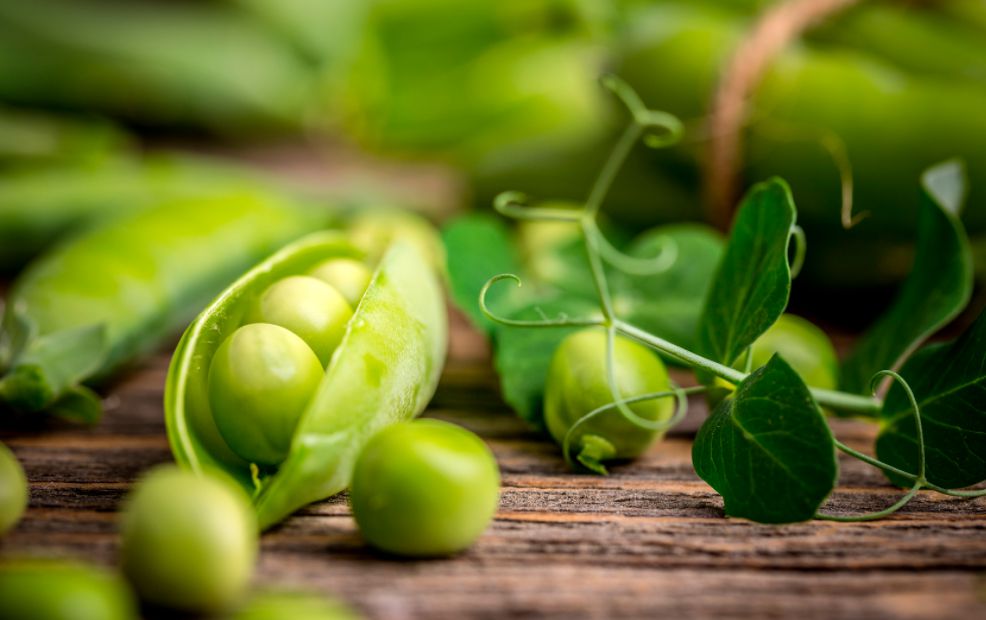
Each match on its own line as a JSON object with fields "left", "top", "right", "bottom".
{"left": 478, "top": 74, "right": 985, "bottom": 518}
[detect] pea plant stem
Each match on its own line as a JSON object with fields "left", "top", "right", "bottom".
{"left": 615, "top": 320, "right": 883, "bottom": 416}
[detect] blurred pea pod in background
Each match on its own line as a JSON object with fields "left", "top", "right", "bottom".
{"left": 0, "top": 0, "right": 321, "bottom": 136}
{"left": 0, "top": 154, "right": 297, "bottom": 273}
{"left": 0, "top": 107, "right": 131, "bottom": 167}
{"left": 609, "top": 2, "right": 986, "bottom": 288}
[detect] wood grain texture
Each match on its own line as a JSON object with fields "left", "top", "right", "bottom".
{"left": 1, "top": 311, "right": 985, "bottom": 620}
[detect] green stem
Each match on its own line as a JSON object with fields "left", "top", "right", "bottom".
{"left": 615, "top": 320, "right": 882, "bottom": 416}
{"left": 815, "top": 482, "right": 923, "bottom": 522}
{"left": 834, "top": 440, "right": 918, "bottom": 482}
{"left": 584, "top": 124, "right": 641, "bottom": 217}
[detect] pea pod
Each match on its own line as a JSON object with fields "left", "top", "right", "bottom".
{"left": 165, "top": 232, "right": 447, "bottom": 529}
{"left": 0, "top": 192, "right": 327, "bottom": 422}
{"left": 0, "top": 154, "right": 286, "bottom": 272}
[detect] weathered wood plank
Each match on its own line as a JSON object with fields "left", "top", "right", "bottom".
{"left": 1, "top": 311, "right": 984, "bottom": 619}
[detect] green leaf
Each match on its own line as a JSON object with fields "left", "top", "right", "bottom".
{"left": 876, "top": 306, "right": 986, "bottom": 489}
{"left": 613, "top": 223, "right": 724, "bottom": 353}
{"left": 47, "top": 385, "right": 103, "bottom": 425}
{"left": 492, "top": 296, "right": 599, "bottom": 430}
{"left": 697, "top": 179, "right": 796, "bottom": 367}
{"left": 692, "top": 355, "right": 838, "bottom": 524}
{"left": 841, "top": 161, "right": 973, "bottom": 394}
{"left": 442, "top": 213, "right": 523, "bottom": 333}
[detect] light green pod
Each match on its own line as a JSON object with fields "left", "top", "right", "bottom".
{"left": 750, "top": 314, "right": 839, "bottom": 390}
{"left": 0, "top": 442, "right": 27, "bottom": 535}
{"left": 166, "top": 231, "right": 447, "bottom": 530}
{"left": 544, "top": 329, "right": 674, "bottom": 474}
{"left": 350, "top": 419, "right": 500, "bottom": 557}
{"left": 119, "top": 465, "right": 256, "bottom": 614}
{"left": 0, "top": 559, "right": 139, "bottom": 620}
{"left": 0, "top": 191, "right": 327, "bottom": 423}
{"left": 233, "top": 591, "right": 361, "bottom": 620}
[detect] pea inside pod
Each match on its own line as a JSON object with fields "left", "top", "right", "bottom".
{"left": 166, "top": 231, "right": 447, "bottom": 529}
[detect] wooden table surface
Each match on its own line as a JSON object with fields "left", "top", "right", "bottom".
{"left": 2, "top": 310, "right": 985, "bottom": 620}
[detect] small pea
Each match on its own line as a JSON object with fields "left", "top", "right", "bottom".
{"left": 233, "top": 591, "right": 361, "bottom": 620}
{"left": 750, "top": 314, "right": 838, "bottom": 390}
{"left": 208, "top": 323, "right": 324, "bottom": 466}
{"left": 309, "top": 258, "right": 373, "bottom": 308}
{"left": 0, "top": 442, "right": 27, "bottom": 536}
{"left": 350, "top": 419, "right": 500, "bottom": 557}
{"left": 544, "top": 329, "right": 673, "bottom": 474}
{"left": 0, "top": 559, "right": 139, "bottom": 620}
{"left": 247, "top": 275, "right": 353, "bottom": 366}
{"left": 120, "top": 465, "right": 257, "bottom": 614}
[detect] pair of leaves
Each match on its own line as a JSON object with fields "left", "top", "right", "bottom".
{"left": 876, "top": 306, "right": 986, "bottom": 489}
{"left": 693, "top": 355, "right": 837, "bottom": 523}
{"left": 841, "top": 161, "right": 973, "bottom": 395}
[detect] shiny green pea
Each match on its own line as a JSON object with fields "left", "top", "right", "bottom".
{"left": 208, "top": 323, "right": 324, "bottom": 467}
{"left": 750, "top": 314, "right": 839, "bottom": 390}
{"left": 120, "top": 465, "right": 257, "bottom": 614}
{"left": 544, "top": 329, "right": 674, "bottom": 474}
{"left": 308, "top": 258, "right": 373, "bottom": 308}
{"left": 0, "top": 559, "right": 138, "bottom": 620}
{"left": 350, "top": 419, "right": 500, "bottom": 557}
{"left": 0, "top": 442, "right": 27, "bottom": 536}
{"left": 233, "top": 591, "right": 361, "bottom": 620}
{"left": 247, "top": 275, "right": 353, "bottom": 366}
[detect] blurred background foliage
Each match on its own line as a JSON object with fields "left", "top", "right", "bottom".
{"left": 1, "top": 0, "right": 985, "bottom": 316}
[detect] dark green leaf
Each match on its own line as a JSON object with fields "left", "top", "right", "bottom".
{"left": 697, "top": 179, "right": 796, "bottom": 367}
{"left": 613, "top": 223, "right": 724, "bottom": 353}
{"left": 841, "top": 161, "right": 973, "bottom": 394}
{"left": 493, "top": 296, "right": 600, "bottom": 430}
{"left": 442, "top": 213, "right": 523, "bottom": 333}
{"left": 876, "top": 306, "right": 986, "bottom": 489}
{"left": 692, "top": 355, "right": 838, "bottom": 524}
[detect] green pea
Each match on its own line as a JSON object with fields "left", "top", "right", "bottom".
{"left": 544, "top": 329, "right": 674, "bottom": 474}
{"left": 350, "top": 419, "right": 500, "bottom": 557}
{"left": 0, "top": 559, "right": 139, "bottom": 620}
{"left": 120, "top": 465, "right": 257, "bottom": 614}
{"left": 750, "top": 314, "right": 839, "bottom": 390}
{"left": 208, "top": 323, "right": 324, "bottom": 466}
{"left": 233, "top": 591, "right": 361, "bottom": 620}
{"left": 0, "top": 442, "right": 27, "bottom": 536}
{"left": 247, "top": 275, "right": 353, "bottom": 366}
{"left": 308, "top": 258, "right": 373, "bottom": 308}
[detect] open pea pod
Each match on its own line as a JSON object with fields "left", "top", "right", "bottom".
{"left": 165, "top": 232, "right": 448, "bottom": 529}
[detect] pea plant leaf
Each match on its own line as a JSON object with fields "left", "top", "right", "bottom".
{"left": 840, "top": 161, "right": 973, "bottom": 395}
{"left": 493, "top": 296, "right": 600, "bottom": 430}
{"left": 876, "top": 305, "right": 986, "bottom": 489}
{"left": 696, "top": 178, "right": 796, "bottom": 367}
{"left": 612, "top": 223, "right": 724, "bottom": 353}
{"left": 442, "top": 213, "right": 524, "bottom": 333}
{"left": 692, "top": 355, "right": 838, "bottom": 524}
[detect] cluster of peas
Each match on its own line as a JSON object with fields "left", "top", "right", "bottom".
{"left": 208, "top": 256, "right": 375, "bottom": 467}
{"left": 0, "top": 252, "right": 501, "bottom": 618}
